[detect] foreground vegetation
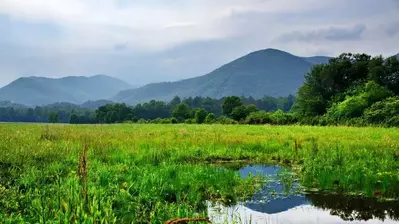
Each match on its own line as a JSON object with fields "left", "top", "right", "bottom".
{"left": 1, "top": 124, "right": 398, "bottom": 223}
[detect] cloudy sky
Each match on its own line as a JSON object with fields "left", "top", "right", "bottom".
{"left": 0, "top": 0, "right": 398, "bottom": 87}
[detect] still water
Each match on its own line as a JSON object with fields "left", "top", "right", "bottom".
{"left": 208, "top": 165, "right": 399, "bottom": 224}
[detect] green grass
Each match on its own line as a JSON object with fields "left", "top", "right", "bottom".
{"left": 1, "top": 124, "right": 399, "bottom": 223}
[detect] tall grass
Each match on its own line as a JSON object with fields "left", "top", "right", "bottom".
{"left": 0, "top": 124, "right": 398, "bottom": 223}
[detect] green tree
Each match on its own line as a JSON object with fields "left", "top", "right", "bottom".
{"left": 363, "top": 96, "right": 399, "bottom": 125}
{"left": 294, "top": 53, "right": 374, "bottom": 117}
{"left": 69, "top": 114, "right": 79, "bottom": 124}
{"left": 48, "top": 112, "right": 60, "bottom": 123}
{"left": 246, "top": 104, "right": 259, "bottom": 114}
{"left": 194, "top": 108, "right": 208, "bottom": 124}
{"left": 105, "top": 111, "right": 118, "bottom": 123}
{"left": 172, "top": 103, "right": 191, "bottom": 121}
{"left": 169, "top": 96, "right": 182, "bottom": 109}
{"left": 222, "top": 96, "right": 242, "bottom": 116}
{"left": 205, "top": 113, "right": 216, "bottom": 124}
{"left": 231, "top": 104, "right": 259, "bottom": 121}
{"left": 231, "top": 106, "right": 248, "bottom": 121}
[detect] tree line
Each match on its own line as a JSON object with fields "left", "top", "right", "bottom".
{"left": 0, "top": 95, "right": 295, "bottom": 124}
{"left": 92, "top": 53, "right": 399, "bottom": 127}
{"left": 294, "top": 53, "right": 399, "bottom": 127}
{"left": 1, "top": 52, "right": 397, "bottom": 127}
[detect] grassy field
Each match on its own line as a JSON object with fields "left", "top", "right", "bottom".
{"left": 1, "top": 124, "right": 399, "bottom": 223}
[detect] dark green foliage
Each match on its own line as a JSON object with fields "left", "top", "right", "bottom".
{"left": 172, "top": 103, "right": 191, "bottom": 122}
{"left": 134, "top": 100, "right": 171, "bottom": 120}
{"left": 69, "top": 114, "right": 79, "bottom": 124}
{"left": 245, "top": 110, "right": 297, "bottom": 125}
{"left": 96, "top": 103, "right": 134, "bottom": 124}
{"left": 169, "top": 96, "right": 182, "bottom": 108}
{"left": 245, "top": 111, "right": 272, "bottom": 124}
{"left": 205, "top": 113, "right": 216, "bottom": 124}
{"left": 222, "top": 96, "right": 243, "bottom": 116}
{"left": 217, "top": 116, "right": 238, "bottom": 124}
{"left": 325, "top": 81, "right": 392, "bottom": 121}
{"left": 231, "top": 104, "right": 259, "bottom": 121}
{"left": 295, "top": 53, "right": 399, "bottom": 127}
{"left": 0, "top": 95, "right": 295, "bottom": 124}
{"left": 363, "top": 97, "right": 399, "bottom": 125}
{"left": 194, "top": 108, "right": 208, "bottom": 124}
{"left": 48, "top": 112, "right": 60, "bottom": 123}
{"left": 230, "top": 106, "right": 249, "bottom": 121}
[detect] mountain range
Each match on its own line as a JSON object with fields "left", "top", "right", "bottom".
{"left": 0, "top": 75, "right": 131, "bottom": 106}
{"left": 113, "top": 49, "right": 326, "bottom": 104}
{"left": 1, "top": 49, "right": 397, "bottom": 106}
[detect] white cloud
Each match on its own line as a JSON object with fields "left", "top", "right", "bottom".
{"left": 0, "top": 0, "right": 398, "bottom": 85}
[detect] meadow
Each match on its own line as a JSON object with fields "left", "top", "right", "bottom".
{"left": 0, "top": 124, "right": 399, "bottom": 223}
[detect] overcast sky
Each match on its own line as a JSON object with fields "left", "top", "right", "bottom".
{"left": 0, "top": 0, "right": 398, "bottom": 87}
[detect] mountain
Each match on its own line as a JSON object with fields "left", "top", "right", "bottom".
{"left": 80, "top": 100, "right": 114, "bottom": 109}
{"left": 0, "top": 101, "right": 27, "bottom": 109}
{"left": 0, "top": 75, "right": 131, "bottom": 106}
{"left": 302, "top": 56, "right": 331, "bottom": 65}
{"left": 113, "top": 49, "right": 316, "bottom": 105}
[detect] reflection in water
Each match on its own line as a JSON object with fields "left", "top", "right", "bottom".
{"left": 209, "top": 164, "right": 399, "bottom": 224}
{"left": 307, "top": 194, "right": 399, "bottom": 222}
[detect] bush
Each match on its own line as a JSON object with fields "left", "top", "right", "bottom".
{"left": 184, "top": 118, "right": 196, "bottom": 124}
{"left": 205, "top": 113, "right": 216, "bottom": 124}
{"left": 137, "top": 118, "right": 147, "bottom": 124}
{"left": 363, "top": 97, "right": 399, "bottom": 125}
{"left": 231, "top": 104, "right": 259, "bottom": 122}
{"left": 270, "top": 109, "right": 288, "bottom": 125}
{"left": 194, "top": 108, "right": 208, "bottom": 124}
{"left": 217, "top": 116, "right": 237, "bottom": 124}
{"left": 170, "top": 117, "right": 178, "bottom": 124}
{"left": 245, "top": 111, "right": 271, "bottom": 124}
{"left": 231, "top": 106, "right": 249, "bottom": 122}
{"left": 325, "top": 81, "right": 392, "bottom": 122}
{"left": 387, "top": 116, "right": 399, "bottom": 127}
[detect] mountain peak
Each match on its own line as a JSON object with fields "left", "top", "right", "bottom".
{"left": 0, "top": 75, "right": 132, "bottom": 106}
{"left": 247, "top": 48, "right": 293, "bottom": 56}
{"left": 113, "top": 48, "right": 317, "bottom": 104}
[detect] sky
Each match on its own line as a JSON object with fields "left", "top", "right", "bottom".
{"left": 0, "top": 0, "right": 398, "bottom": 87}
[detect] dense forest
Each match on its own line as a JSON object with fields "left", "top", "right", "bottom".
{"left": 0, "top": 95, "right": 294, "bottom": 124}
{"left": 1, "top": 53, "right": 398, "bottom": 127}
{"left": 295, "top": 53, "right": 399, "bottom": 127}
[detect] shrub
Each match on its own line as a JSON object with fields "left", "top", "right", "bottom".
{"left": 205, "top": 113, "right": 216, "bottom": 124}
{"left": 387, "top": 116, "right": 399, "bottom": 127}
{"left": 363, "top": 97, "right": 399, "bottom": 125}
{"left": 245, "top": 111, "right": 271, "bottom": 124}
{"left": 170, "top": 117, "right": 178, "bottom": 124}
{"left": 184, "top": 118, "right": 196, "bottom": 124}
{"left": 194, "top": 108, "right": 208, "bottom": 124}
{"left": 137, "top": 118, "right": 148, "bottom": 124}
{"left": 217, "top": 116, "right": 237, "bottom": 125}
{"left": 325, "top": 81, "right": 392, "bottom": 122}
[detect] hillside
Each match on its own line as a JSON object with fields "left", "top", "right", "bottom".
{"left": 302, "top": 56, "right": 331, "bottom": 65}
{"left": 0, "top": 75, "right": 131, "bottom": 106}
{"left": 0, "top": 101, "right": 27, "bottom": 108}
{"left": 113, "top": 49, "right": 315, "bottom": 105}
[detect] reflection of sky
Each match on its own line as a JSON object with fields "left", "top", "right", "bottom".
{"left": 239, "top": 165, "right": 311, "bottom": 214}
{"left": 210, "top": 165, "right": 399, "bottom": 224}
{"left": 208, "top": 204, "right": 398, "bottom": 224}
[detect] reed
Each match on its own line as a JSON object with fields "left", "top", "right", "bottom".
{"left": 0, "top": 123, "right": 398, "bottom": 223}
